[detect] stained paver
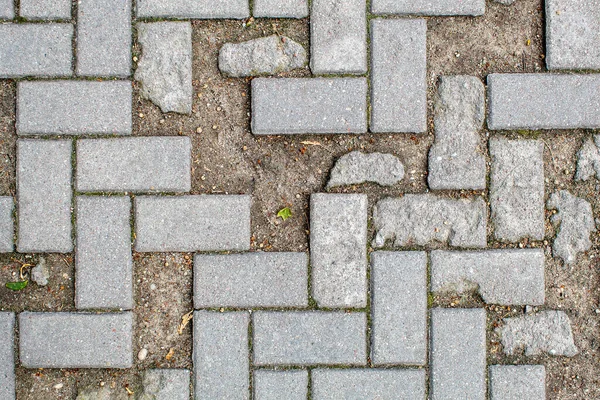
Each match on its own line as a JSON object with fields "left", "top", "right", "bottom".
{"left": 254, "top": 370, "right": 308, "bottom": 400}
{"left": 17, "top": 81, "right": 132, "bottom": 135}
{"left": 253, "top": 311, "right": 367, "bottom": 366}
{"left": 371, "top": 18, "right": 427, "bottom": 133}
{"left": 77, "top": 0, "right": 131, "bottom": 77}
{"left": 430, "top": 308, "right": 486, "bottom": 400}
{"left": 19, "top": 312, "right": 132, "bottom": 368}
{"left": 489, "top": 365, "right": 546, "bottom": 400}
{"left": 0, "top": 24, "right": 72, "bottom": 78}
{"left": 372, "top": 0, "right": 485, "bottom": 15}
{"left": 134, "top": 195, "right": 251, "bottom": 252}
{"left": 194, "top": 252, "right": 308, "bottom": 308}
{"left": 310, "top": 193, "right": 367, "bottom": 308}
{"left": 20, "top": 0, "right": 71, "bottom": 19}
{"left": 193, "top": 311, "right": 249, "bottom": 400}
{"left": 251, "top": 78, "right": 367, "bottom": 135}
{"left": 140, "top": 369, "right": 190, "bottom": 400}
{"left": 76, "top": 137, "right": 191, "bottom": 193}
{"left": 76, "top": 196, "right": 132, "bottom": 310}
{"left": 490, "top": 138, "right": 545, "bottom": 242}
{"left": 17, "top": 140, "right": 72, "bottom": 253}
{"left": 0, "top": 0, "right": 13, "bottom": 19}
{"left": 0, "top": 313, "right": 15, "bottom": 400}
{"left": 371, "top": 251, "right": 427, "bottom": 365}
{"left": 310, "top": 0, "right": 366, "bottom": 74}
{"left": 487, "top": 73, "right": 600, "bottom": 130}
{"left": 253, "top": 0, "right": 308, "bottom": 18}
{"left": 0, "top": 197, "right": 13, "bottom": 253}
{"left": 312, "top": 369, "right": 426, "bottom": 399}
{"left": 137, "top": 0, "right": 249, "bottom": 18}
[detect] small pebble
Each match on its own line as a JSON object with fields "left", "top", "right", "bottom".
{"left": 196, "top": 127, "right": 203, "bottom": 133}
{"left": 150, "top": 283, "right": 157, "bottom": 290}
{"left": 138, "top": 348, "right": 148, "bottom": 361}
{"left": 53, "top": 383, "right": 63, "bottom": 390}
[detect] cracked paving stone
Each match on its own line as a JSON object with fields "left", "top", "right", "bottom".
{"left": 326, "top": 151, "right": 405, "bottom": 189}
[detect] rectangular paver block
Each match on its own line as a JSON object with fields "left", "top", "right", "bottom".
{"left": 251, "top": 78, "right": 367, "bottom": 135}
{"left": 0, "top": 0, "right": 13, "bottom": 19}
{"left": 76, "top": 137, "right": 191, "bottom": 193}
{"left": 490, "top": 138, "right": 545, "bottom": 242}
{"left": 17, "top": 81, "right": 132, "bottom": 135}
{"left": 0, "top": 24, "right": 72, "bottom": 78}
{"left": 371, "top": 251, "right": 427, "bottom": 365}
{"left": 312, "top": 369, "right": 426, "bottom": 399}
{"left": 0, "top": 197, "right": 13, "bottom": 253}
{"left": 489, "top": 365, "right": 546, "bottom": 400}
{"left": 372, "top": 0, "right": 485, "bottom": 15}
{"left": 193, "top": 311, "right": 249, "bottom": 400}
{"left": 253, "top": 0, "right": 308, "bottom": 18}
{"left": 253, "top": 311, "right": 367, "bottom": 366}
{"left": 310, "top": 0, "right": 367, "bottom": 74}
{"left": 310, "top": 193, "right": 367, "bottom": 308}
{"left": 135, "top": 195, "right": 251, "bottom": 252}
{"left": 77, "top": 0, "right": 131, "bottom": 77}
{"left": 430, "top": 308, "right": 486, "bottom": 400}
{"left": 141, "top": 369, "right": 190, "bottom": 400}
{"left": 76, "top": 196, "right": 132, "bottom": 310}
{"left": 371, "top": 18, "right": 427, "bottom": 133}
{"left": 20, "top": 0, "right": 71, "bottom": 19}
{"left": 19, "top": 312, "right": 132, "bottom": 368}
{"left": 0, "top": 313, "right": 15, "bottom": 400}
{"left": 194, "top": 252, "right": 308, "bottom": 308}
{"left": 254, "top": 370, "right": 308, "bottom": 400}
{"left": 17, "top": 140, "right": 72, "bottom": 253}
{"left": 137, "top": 0, "right": 249, "bottom": 18}
{"left": 487, "top": 74, "right": 600, "bottom": 130}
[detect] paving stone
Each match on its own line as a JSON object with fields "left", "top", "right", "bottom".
{"left": 496, "top": 310, "right": 579, "bottom": 357}
{"left": 372, "top": 0, "right": 485, "bottom": 15}
{"left": 139, "top": 370, "right": 190, "bottom": 400}
{"left": 77, "top": 0, "right": 131, "bottom": 77}
{"left": 253, "top": 311, "right": 367, "bottom": 366}
{"left": 310, "top": 0, "right": 366, "bottom": 74}
{"left": 431, "top": 249, "right": 545, "bottom": 305}
{"left": 0, "top": 313, "right": 15, "bottom": 400}
{"left": 487, "top": 73, "right": 600, "bottom": 130}
{"left": 193, "top": 311, "right": 249, "bottom": 399}
{"left": 546, "top": 0, "right": 600, "bottom": 70}
{"left": 137, "top": 0, "right": 249, "bottom": 18}
{"left": 76, "top": 137, "right": 191, "bottom": 193}
{"left": 371, "top": 18, "right": 427, "bottom": 133}
{"left": 575, "top": 135, "right": 600, "bottom": 181}
{"left": 254, "top": 370, "right": 308, "bottom": 400}
{"left": 430, "top": 308, "right": 486, "bottom": 400}
{"left": 19, "top": 312, "right": 133, "bottom": 368}
{"left": 0, "top": 197, "right": 13, "bottom": 253}
{"left": 135, "top": 22, "right": 192, "bottom": 114}
{"left": 219, "top": 35, "right": 306, "bottom": 78}
{"left": 312, "top": 369, "right": 426, "bottom": 399}
{"left": 17, "top": 81, "right": 132, "bottom": 135}
{"left": 310, "top": 193, "right": 367, "bottom": 308}
{"left": 76, "top": 196, "right": 132, "bottom": 310}
{"left": 490, "top": 138, "right": 545, "bottom": 242}
{"left": 251, "top": 78, "right": 367, "bottom": 135}
{"left": 20, "top": 0, "right": 71, "bottom": 19}
{"left": 135, "top": 195, "right": 251, "bottom": 252}
{"left": 253, "top": 0, "right": 308, "bottom": 18}
{"left": 31, "top": 256, "right": 49, "bottom": 286}
{"left": 428, "top": 75, "right": 487, "bottom": 190}
{"left": 489, "top": 365, "right": 546, "bottom": 400}
{"left": 0, "top": 0, "right": 13, "bottom": 19}
{"left": 194, "top": 252, "right": 308, "bottom": 308}
{"left": 0, "top": 24, "right": 72, "bottom": 78}
{"left": 17, "top": 140, "right": 72, "bottom": 253}
{"left": 547, "top": 191, "right": 596, "bottom": 265}
{"left": 371, "top": 251, "right": 427, "bottom": 365}
{"left": 326, "top": 151, "right": 405, "bottom": 189}
{"left": 373, "top": 195, "right": 487, "bottom": 248}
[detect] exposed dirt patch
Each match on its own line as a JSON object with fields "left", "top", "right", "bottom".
{"left": 0, "top": 81, "right": 15, "bottom": 197}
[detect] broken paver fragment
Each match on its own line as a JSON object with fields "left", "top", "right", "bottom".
{"left": 326, "top": 151, "right": 404, "bottom": 188}
{"left": 31, "top": 257, "right": 49, "bottom": 286}
{"left": 135, "top": 22, "right": 192, "bottom": 114}
{"left": 496, "top": 311, "right": 578, "bottom": 356}
{"left": 76, "top": 386, "right": 128, "bottom": 400}
{"left": 139, "top": 369, "right": 190, "bottom": 400}
{"left": 219, "top": 35, "right": 306, "bottom": 77}
{"left": 575, "top": 135, "right": 600, "bottom": 181}
{"left": 547, "top": 191, "right": 596, "bottom": 265}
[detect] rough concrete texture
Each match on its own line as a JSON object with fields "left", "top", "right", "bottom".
{"left": 0, "top": 197, "right": 13, "bottom": 252}
{"left": 139, "top": 370, "right": 190, "bottom": 400}
{"left": 497, "top": 311, "right": 579, "bottom": 356}
{"left": 547, "top": 190, "right": 596, "bottom": 265}
{"left": 253, "top": 0, "right": 309, "bottom": 18}
{"left": 30, "top": 257, "right": 49, "bottom": 286}
{"left": 136, "top": 0, "right": 249, "bottom": 18}
{"left": 219, "top": 35, "right": 306, "bottom": 77}
{"left": 371, "top": 0, "right": 485, "bottom": 15}
{"left": 19, "top": 0, "right": 71, "bottom": 19}
{"left": 428, "top": 75, "right": 487, "bottom": 190}
{"left": 0, "top": 0, "right": 13, "bottom": 18}
{"left": 254, "top": 370, "right": 308, "bottom": 400}
{"left": 0, "top": 313, "right": 14, "bottom": 400}
{"left": 135, "top": 22, "right": 193, "bottom": 114}
{"left": 373, "top": 195, "right": 487, "bottom": 248}
{"left": 489, "top": 365, "right": 546, "bottom": 400}
{"left": 575, "top": 135, "right": 600, "bottom": 181}
{"left": 326, "top": 151, "right": 405, "bottom": 189}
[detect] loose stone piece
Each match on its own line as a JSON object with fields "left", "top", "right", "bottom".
{"left": 254, "top": 370, "right": 308, "bottom": 400}
{"left": 253, "top": 0, "right": 308, "bottom": 18}
{"left": 253, "top": 311, "right": 367, "bottom": 366}
{"left": 490, "top": 138, "right": 545, "bottom": 242}
{"left": 20, "top": 0, "right": 71, "bottom": 19}
{"left": 487, "top": 74, "right": 600, "bottom": 130}
{"left": 219, "top": 35, "right": 306, "bottom": 77}
{"left": 139, "top": 370, "right": 190, "bottom": 400}
{"left": 371, "top": 18, "right": 427, "bottom": 133}
{"left": 0, "top": 313, "right": 15, "bottom": 400}
{"left": 575, "top": 135, "right": 600, "bottom": 181}
{"left": 0, "top": 0, "right": 13, "bottom": 19}
{"left": 496, "top": 311, "right": 579, "bottom": 356}
{"left": 0, "top": 197, "right": 13, "bottom": 253}
{"left": 373, "top": 195, "right": 487, "bottom": 248}
{"left": 135, "top": 22, "right": 192, "bottom": 114}
{"left": 428, "top": 76, "right": 487, "bottom": 190}
{"left": 372, "top": 0, "right": 485, "bottom": 15}
{"left": 30, "top": 257, "right": 49, "bottom": 286}
{"left": 137, "top": 0, "right": 249, "bottom": 18}
{"left": 326, "top": 151, "right": 405, "bottom": 189}
{"left": 76, "top": 386, "right": 127, "bottom": 400}
{"left": 489, "top": 365, "right": 546, "bottom": 400}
